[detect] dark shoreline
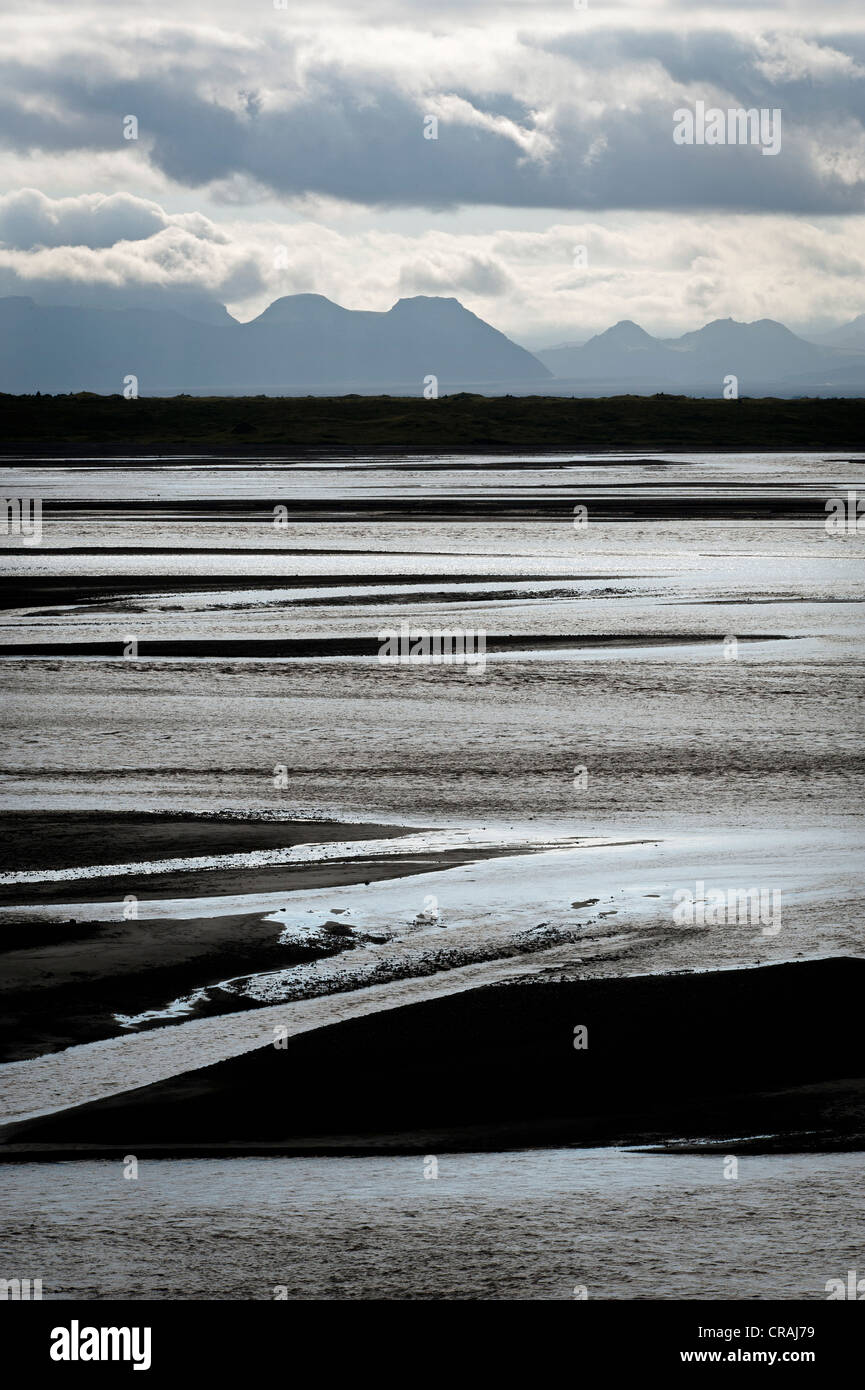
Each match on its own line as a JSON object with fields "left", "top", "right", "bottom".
{"left": 3, "top": 957, "right": 863, "bottom": 1160}
{"left": 2, "top": 393, "right": 864, "bottom": 451}
{"left": 0, "top": 810, "right": 550, "bottom": 1060}
{"left": 0, "top": 633, "right": 790, "bottom": 659}
{"left": 0, "top": 809, "right": 412, "bottom": 873}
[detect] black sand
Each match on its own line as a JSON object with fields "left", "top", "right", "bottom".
{"left": 0, "top": 811, "right": 546, "bottom": 1059}
{"left": 0, "top": 633, "right": 789, "bottom": 659}
{"left": 2, "top": 956, "right": 863, "bottom": 1159}
{"left": 0, "top": 810, "right": 411, "bottom": 873}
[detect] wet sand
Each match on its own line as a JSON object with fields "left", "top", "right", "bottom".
{"left": 0, "top": 811, "right": 550, "bottom": 1058}
{"left": 0, "top": 633, "right": 788, "bottom": 659}
{"left": 2, "top": 957, "right": 863, "bottom": 1160}
{"left": 0, "top": 810, "right": 412, "bottom": 873}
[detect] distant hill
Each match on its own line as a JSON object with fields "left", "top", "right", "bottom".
{"left": 814, "top": 313, "right": 865, "bottom": 352}
{"left": 536, "top": 317, "right": 865, "bottom": 395}
{"left": 539, "top": 320, "right": 677, "bottom": 382}
{"left": 0, "top": 293, "right": 550, "bottom": 394}
{"left": 3, "top": 293, "right": 864, "bottom": 396}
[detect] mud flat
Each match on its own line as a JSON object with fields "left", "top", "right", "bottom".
{"left": 2, "top": 956, "right": 863, "bottom": 1159}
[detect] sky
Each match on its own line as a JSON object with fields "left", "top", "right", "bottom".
{"left": 0, "top": 0, "right": 863, "bottom": 345}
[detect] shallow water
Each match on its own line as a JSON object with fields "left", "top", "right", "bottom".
{"left": 0, "top": 1149, "right": 860, "bottom": 1300}
{"left": 1, "top": 452, "right": 864, "bottom": 1292}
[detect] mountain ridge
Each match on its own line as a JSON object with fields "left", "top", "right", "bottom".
{"left": 535, "top": 314, "right": 864, "bottom": 393}
{"left": 1, "top": 293, "right": 863, "bottom": 396}
{"left": 0, "top": 292, "right": 550, "bottom": 394}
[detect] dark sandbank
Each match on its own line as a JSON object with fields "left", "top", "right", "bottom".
{"left": 0, "top": 493, "right": 841, "bottom": 524}
{"left": 0, "top": 575, "right": 591, "bottom": 613}
{"left": 0, "top": 810, "right": 412, "bottom": 873}
{"left": 0, "top": 811, "right": 540, "bottom": 1059}
{"left": 2, "top": 957, "right": 863, "bottom": 1159}
{"left": 0, "top": 633, "right": 790, "bottom": 659}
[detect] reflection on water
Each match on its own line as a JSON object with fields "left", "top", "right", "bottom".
{"left": 0, "top": 1149, "right": 860, "bottom": 1300}
{"left": 1, "top": 453, "right": 863, "bottom": 1300}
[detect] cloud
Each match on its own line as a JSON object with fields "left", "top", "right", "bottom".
{"left": 0, "top": 24, "right": 862, "bottom": 212}
{"left": 0, "top": 189, "right": 208, "bottom": 249}
{"left": 1, "top": 11, "right": 863, "bottom": 341}
{"left": 0, "top": 194, "right": 262, "bottom": 317}
{"left": 1, "top": 191, "right": 862, "bottom": 340}
{"left": 397, "top": 252, "right": 513, "bottom": 297}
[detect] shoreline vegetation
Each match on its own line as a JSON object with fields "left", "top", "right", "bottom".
{"left": 1, "top": 392, "right": 864, "bottom": 451}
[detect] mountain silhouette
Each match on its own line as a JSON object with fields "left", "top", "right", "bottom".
{"left": 539, "top": 320, "right": 676, "bottom": 381}
{"left": 0, "top": 293, "right": 549, "bottom": 394}
{"left": 535, "top": 316, "right": 864, "bottom": 394}
{"left": 1, "top": 294, "right": 863, "bottom": 396}
{"left": 815, "top": 313, "right": 865, "bottom": 352}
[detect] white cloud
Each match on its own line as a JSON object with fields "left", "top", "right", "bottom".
{"left": 0, "top": 197, "right": 261, "bottom": 315}
{"left": 754, "top": 34, "right": 865, "bottom": 82}
{"left": 3, "top": 191, "right": 862, "bottom": 340}
{"left": 1, "top": 7, "right": 863, "bottom": 340}
{"left": 0, "top": 189, "right": 180, "bottom": 249}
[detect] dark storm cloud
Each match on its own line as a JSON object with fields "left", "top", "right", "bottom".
{"left": 0, "top": 27, "right": 862, "bottom": 212}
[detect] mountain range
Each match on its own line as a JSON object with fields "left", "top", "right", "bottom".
{"left": 0, "top": 293, "right": 863, "bottom": 397}
{"left": 535, "top": 316, "right": 865, "bottom": 394}
{"left": 0, "top": 293, "right": 548, "bottom": 396}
